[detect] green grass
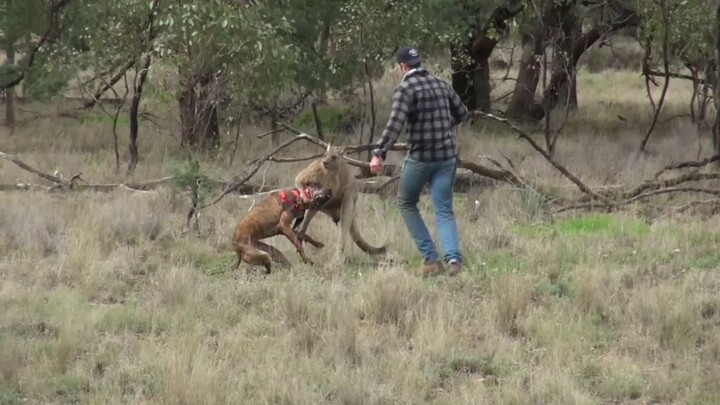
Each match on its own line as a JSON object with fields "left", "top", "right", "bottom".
{"left": 514, "top": 213, "right": 650, "bottom": 237}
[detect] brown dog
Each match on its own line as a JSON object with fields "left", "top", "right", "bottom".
{"left": 232, "top": 186, "right": 332, "bottom": 274}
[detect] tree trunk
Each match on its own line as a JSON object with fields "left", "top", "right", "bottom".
{"left": 474, "top": 56, "right": 492, "bottom": 112}
{"left": 540, "top": 5, "right": 640, "bottom": 117}
{"left": 449, "top": 1, "right": 524, "bottom": 113}
{"left": 270, "top": 107, "right": 279, "bottom": 147}
{"left": 316, "top": 20, "right": 332, "bottom": 101}
{"left": 713, "top": 3, "right": 720, "bottom": 164}
{"left": 127, "top": 54, "right": 151, "bottom": 175}
{"left": 450, "top": 43, "right": 478, "bottom": 111}
{"left": 451, "top": 38, "right": 494, "bottom": 112}
{"left": 178, "top": 68, "right": 220, "bottom": 151}
{"left": 505, "top": 28, "right": 545, "bottom": 120}
{"left": 550, "top": 7, "right": 579, "bottom": 111}
{"left": 4, "top": 44, "right": 15, "bottom": 132}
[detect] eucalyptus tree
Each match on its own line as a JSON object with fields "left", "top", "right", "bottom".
{"left": 0, "top": 0, "right": 74, "bottom": 128}
{"left": 632, "top": 0, "right": 717, "bottom": 151}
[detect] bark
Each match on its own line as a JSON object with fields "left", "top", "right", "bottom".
{"left": 450, "top": 1, "right": 523, "bottom": 112}
{"left": 540, "top": 4, "right": 640, "bottom": 117}
{"left": 550, "top": 6, "right": 579, "bottom": 110}
{"left": 127, "top": 54, "right": 151, "bottom": 175}
{"left": 178, "top": 68, "right": 220, "bottom": 151}
{"left": 507, "top": 1, "right": 639, "bottom": 121}
{"left": 450, "top": 44, "right": 478, "bottom": 110}
{"left": 714, "top": 4, "right": 720, "bottom": 164}
{"left": 5, "top": 44, "right": 16, "bottom": 131}
{"left": 474, "top": 57, "right": 492, "bottom": 112}
{"left": 505, "top": 27, "right": 545, "bottom": 120}
{"left": 126, "top": 0, "right": 159, "bottom": 173}
{"left": 318, "top": 21, "right": 331, "bottom": 59}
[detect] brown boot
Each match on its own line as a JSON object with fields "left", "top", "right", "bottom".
{"left": 447, "top": 260, "right": 462, "bottom": 277}
{"left": 415, "top": 260, "right": 445, "bottom": 278}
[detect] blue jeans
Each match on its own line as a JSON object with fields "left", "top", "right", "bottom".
{"left": 396, "top": 156, "right": 461, "bottom": 265}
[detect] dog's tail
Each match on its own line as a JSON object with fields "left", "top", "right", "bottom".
{"left": 349, "top": 219, "right": 387, "bottom": 255}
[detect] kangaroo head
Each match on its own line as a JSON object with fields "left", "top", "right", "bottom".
{"left": 321, "top": 143, "right": 342, "bottom": 171}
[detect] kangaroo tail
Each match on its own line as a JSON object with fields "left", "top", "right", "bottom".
{"left": 349, "top": 219, "right": 387, "bottom": 255}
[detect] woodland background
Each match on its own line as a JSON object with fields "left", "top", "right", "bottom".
{"left": 1, "top": 0, "right": 720, "bottom": 403}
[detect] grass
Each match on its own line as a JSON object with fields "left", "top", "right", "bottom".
{"left": 2, "top": 49, "right": 720, "bottom": 403}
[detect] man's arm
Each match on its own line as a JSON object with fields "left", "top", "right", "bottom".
{"left": 447, "top": 84, "right": 469, "bottom": 126}
{"left": 372, "top": 84, "right": 412, "bottom": 159}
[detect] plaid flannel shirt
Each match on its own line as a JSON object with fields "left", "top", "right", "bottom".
{"left": 373, "top": 68, "right": 469, "bottom": 162}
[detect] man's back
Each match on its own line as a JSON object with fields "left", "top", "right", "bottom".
{"left": 374, "top": 68, "right": 468, "bottom": 162}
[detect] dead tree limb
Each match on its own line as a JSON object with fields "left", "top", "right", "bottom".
{"left": 625, "top": 186, "right": 720, "bottom": 203}
{"left": 0, "top": 151, "right": 74, "bottom": 187}
{"left": 470, "top": 111, "right": 614, "bottom": 205}
{"left": 623, "top": 172, "right": 720, "bottom": 200}
{"left": 652, "top": 153, "right": 720, "bottom": 180}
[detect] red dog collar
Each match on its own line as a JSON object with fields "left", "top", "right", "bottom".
{"left": 279, "top": 187, "right": 313, "bottom": 218}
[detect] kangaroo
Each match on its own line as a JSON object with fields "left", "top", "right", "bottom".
{"left": 294, "top": 143, "right": 387, "bottom": 257}
{"left": 232, "top": 186, "right": 331, "bottom": 274}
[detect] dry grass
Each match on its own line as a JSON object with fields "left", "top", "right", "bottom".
{"left": 2, "top": 60, "right": 720, "bottom": 404}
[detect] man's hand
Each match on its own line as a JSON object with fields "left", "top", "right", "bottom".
{"left": 369, "top": 155, "right": 383, "bottom": 175}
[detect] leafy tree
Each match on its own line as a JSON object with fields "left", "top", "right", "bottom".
{"left": 0, "top": 0, "right": 73, "bottom": 128}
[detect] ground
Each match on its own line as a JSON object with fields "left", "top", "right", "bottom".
{"left": 2, "top": 43, "right": 720, "bottom": 404}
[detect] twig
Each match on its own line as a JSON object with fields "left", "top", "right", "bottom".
{"left": 265, "top": 153, "right": 324, "bottom": 163}
{"left": 257, "top": 127, "right": 283, "bottom": 139}
{"left": 639, "top": 0, "right": 671, "bottom": 152}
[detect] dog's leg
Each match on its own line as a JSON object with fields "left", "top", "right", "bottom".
{"left": 291, "top": 211, "right": 305, "bottom": 230}
{"left": 295, "top": 231, "right": 324, "bottom": 248}
{"left": 254, "top": 241, "right": 291, "bottom": 269}
{"left": 277, "top": 223, "right": 314, "bottom": 265}
{"left": 237, "top": 243, "right": 273, "bottom": 274}
{"left": 295, "top": 208, "right": 318, "bottom": 236}
{"left": 234, "top": 254, "right": 243, "bottom": 270}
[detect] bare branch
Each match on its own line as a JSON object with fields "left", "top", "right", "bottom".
{"left": 639, "top": 0, "right": 671, "bottom": 152}
{"left": 201, "top": 133, "right": 326, "bottom": 209}
{"left": 471, "top": 111, "right": 614, "bottom": 205}
{"left": 652, "top": 154, "right": 720, "bottom": 179}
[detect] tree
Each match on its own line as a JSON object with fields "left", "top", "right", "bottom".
{"left": 0, "top": 0, "right": 73, "bottom": 129}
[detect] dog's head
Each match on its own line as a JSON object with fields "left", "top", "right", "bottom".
{"left": 321, "top": 143, "right": 342, "bottom": 171}
{"left": 310, "top": 188, "right": 333, "bottom": 208}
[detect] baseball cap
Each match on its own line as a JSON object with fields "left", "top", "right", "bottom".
{"left": 396, "top": 46, "right": 421, "bottom": 65}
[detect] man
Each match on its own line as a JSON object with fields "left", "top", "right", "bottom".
{"left": 369, "top": 45, "right": 469, "bottom": 277}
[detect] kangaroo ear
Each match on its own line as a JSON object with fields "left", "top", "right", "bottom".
{"left": 326, "top": 142, "right": 331, "bottom": 152}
